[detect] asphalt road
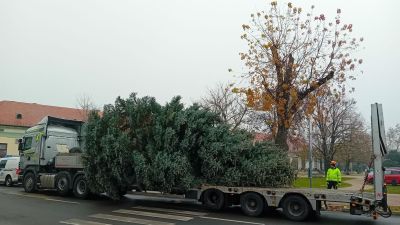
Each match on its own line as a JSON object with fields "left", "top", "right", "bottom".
{"left": 0, "top": 186, "right": 399, "bottom": 225}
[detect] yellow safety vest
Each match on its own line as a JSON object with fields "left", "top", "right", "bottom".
{"left": 326, "top": 167, "right": 342, "bottom": 182}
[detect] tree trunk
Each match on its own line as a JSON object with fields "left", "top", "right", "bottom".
{"left": 324, "top": 159, "right": 330, "bottom": 175}
{"left": 275, "top": 124, "right": 289, "bottom": 151}
{"left": 345, "top": 159, "right": 351, "bottom": 175}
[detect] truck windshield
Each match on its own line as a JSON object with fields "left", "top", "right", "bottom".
{"left": 23, "top": 137, "right": 33, "bottom": 151}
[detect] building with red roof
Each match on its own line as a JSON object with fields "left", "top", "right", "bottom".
{"left": 0, "top": 101, "right": 85, "bottom": 157}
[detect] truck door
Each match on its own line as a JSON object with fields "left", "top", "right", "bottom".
{"left": 20, "top": 135, "right": 41, "bottom": 169}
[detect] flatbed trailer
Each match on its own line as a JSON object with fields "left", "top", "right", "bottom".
{"left": 186, "top": 103, "right": 391, "bottom": 221}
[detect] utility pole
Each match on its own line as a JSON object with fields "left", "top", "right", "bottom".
{"left": 308, "top": 118, "right": 313, "bottom": 188}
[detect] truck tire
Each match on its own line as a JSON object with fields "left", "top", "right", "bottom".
{"left": 282, "top": 195, "right": 311, "bottom": 221}
{"left": 392, "top": 180, "right": 398, "bottom": 186}
{"left": 203, "top": 189, "right": 224, "bottom": 211}
{"left": 23, "top": 172, "right": 37, "bottom": 193}
{"left": 5, "top": 175, "right": 13, "bottom": 187}
{"left": 55, "top": 172, "right": 71, "bottom": 196}
{"left": 240, "top": 192, "right": 265, "bottom": 217}
{"left": 73, "top": 175, "right": 89, "bottom": 199}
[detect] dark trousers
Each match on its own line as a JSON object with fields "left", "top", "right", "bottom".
{"left": 327, "top": 181, "right": 338, "bottom": 189}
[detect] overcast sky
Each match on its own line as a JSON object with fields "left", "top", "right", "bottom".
{"left": 1, "top": 0, "right": 399, "bottom": 128}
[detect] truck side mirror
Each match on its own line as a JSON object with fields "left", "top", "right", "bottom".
{"left": 18, "top": 139, "right": 24, "bottom": 151}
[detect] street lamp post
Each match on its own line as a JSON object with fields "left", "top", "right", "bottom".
{"left": 308, "top": 118, "right": 313, "bottom": 189}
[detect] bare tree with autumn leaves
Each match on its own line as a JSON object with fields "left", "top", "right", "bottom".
{"left": 233, "top": 2, "right": 363, "bottom": 150}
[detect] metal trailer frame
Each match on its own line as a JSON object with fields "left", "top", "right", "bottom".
{"left": 197, "top": 185, "right": 375, "bottom": 219}
{"left": 195, "top": 103, "right": 392, "bottom": 221}
{"left": 200, "top": 185, "right": 376, "bottom": 207}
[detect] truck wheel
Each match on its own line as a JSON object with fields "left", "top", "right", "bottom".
{"left": 240, "top": 192, "right": 265, "bottom": 217}
{"left": 203, "top": 189, "right": 224, "bottom": 211}
{"left": 5, "top": 175, "right": 13, "bottom": 187}
{"left": 55, "top": 172, "right": 71, "bottom": 196}
{"left": 392, "top": 180, "right": 398, "bottom": 186}
{"left": 73, "top": 175, "right": 89, "bottom": 199}
{"left": 282, "top": 195, "right": 311, "bottom": 221}
{"left": 23, "top": 172, "right": 37, "bottom": 193}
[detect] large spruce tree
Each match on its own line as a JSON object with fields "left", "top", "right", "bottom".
{"left": 83, "top": 93, "right": 294, "bottom": 199}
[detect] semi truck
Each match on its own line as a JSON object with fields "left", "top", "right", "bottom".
{"left": 18, "top": 103, "right": 392, "bottom": 221}
{"left": 18, "top": 116, "right": 90, "bottom": 198}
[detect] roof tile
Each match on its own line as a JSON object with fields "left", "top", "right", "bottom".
{"left": 0, "top": 101, "right": 85, "bottom": 127}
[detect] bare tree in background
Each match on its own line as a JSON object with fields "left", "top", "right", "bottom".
{"left": 201, "top": 83, "right": 248, "bottom": 130}
{"left": 244, "top": 110, "right": 272, "bottom": 133}
{"left": 245, "top": 105, "right": 307, "bottom": 139}
{"left": 76, "top": 94, "right": 98, "bottom": 122}
{"left": 312, "top": 94, "right": 361, "bottom": 172}
{"left": 201, "top": 82, "right": 307, "bottom": 136}
{"left": 335, "top": 114, "right": 371, "bottom": 174}
{"left": 387, "top": 124, "right": 400, "bottom": 151}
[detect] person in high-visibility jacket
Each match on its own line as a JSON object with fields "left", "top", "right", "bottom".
{"left": 326, "top": 160, "right": 342, "bottom": 189}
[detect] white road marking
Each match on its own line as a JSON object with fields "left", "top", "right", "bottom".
{"left": 45, "top": 198, "right": 79, "bottom": 204}
{"left": 199, "top": 216, "right": 265, "bottom": 225}
{"left": 60, "top": 218, "right": 112, "bottom": 225}
{"left": 114, "top": 209, "right": 192, "bottom": 221}
{"left": 2, "top": 191, "right": 79, "bottom": 204}
{"left": 132, "top": 206, "right": 208, "bottom": 216}
{"left": 89, "top": 214, "right": 174, "bottom": 225}
{"left": 7, "top": 192, "right": 47, "bottom": 199}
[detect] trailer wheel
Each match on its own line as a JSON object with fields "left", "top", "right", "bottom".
{"left": 203, "top": 189, "right": 225, "bottom": 210}
{"left": 55, "top": 172, "right": 71, "bottom": 196}
{"left": 23, "top": 172, "right": 37, "bottom": 193}
{"left": 240, "top": 192, "right": 265, "bottom": 217}
{"left": 73, "top": 175, "right": 89, "bottom": 199}
{"left": 282, "top": 195, "right": 311, "bottom": 221}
